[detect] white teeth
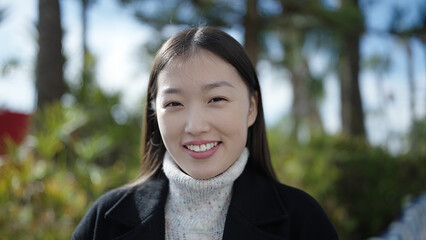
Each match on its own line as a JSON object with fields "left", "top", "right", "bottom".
{"left": 186, "top": 142, "right": 219, "bottom": 152}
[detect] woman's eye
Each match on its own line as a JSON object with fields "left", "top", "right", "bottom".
{"left": 209, "top": 97, "right": 227, "bottom": 103}
{"left": 164, "top": 102, "right": 182, "bottom": 108}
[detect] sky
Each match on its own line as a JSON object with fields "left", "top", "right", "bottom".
{"left": 0, "top": 0, "right": 425, "bottom": 153}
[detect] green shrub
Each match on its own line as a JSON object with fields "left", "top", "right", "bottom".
{"left": 269, "top": 125, "right": 426, "bottom": 240}
{"left": 0, "top": 146, "right": 87, "bottom": 239}
{"left": 0, "top": 101, "right": 141, "bottom": 239}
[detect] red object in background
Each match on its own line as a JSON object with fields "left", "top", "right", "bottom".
{"left": 0, "top": 110, "right": 31, "bottom": 155}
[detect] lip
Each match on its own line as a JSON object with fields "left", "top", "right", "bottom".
{"left": 182, "top": 140, "right": 221, "bottom": 160}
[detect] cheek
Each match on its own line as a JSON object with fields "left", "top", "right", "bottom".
{"left": 157, "top": 113, "right": 181, "bottom": 142}
{"left": 215, "top": 108, "right": 249, "bottom": 137}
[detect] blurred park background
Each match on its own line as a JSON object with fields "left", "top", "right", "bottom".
{"left": 0, "top": 0, "right": 425, "bottom": 239}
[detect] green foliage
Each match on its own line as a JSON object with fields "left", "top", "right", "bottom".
{"left": 269, "top": 122, "right": 426, "bottom": 240}
{"left": 409, "top": 118, "right": 426, "bottom": 157}
{"left": 32, "top": 103, "right": 88, "bottom": 159}
{"left": 0, "top": 151, "right": 87, "bottom": 239}
{"left": 0, "top": 100, "right": 142, "bottom": 239}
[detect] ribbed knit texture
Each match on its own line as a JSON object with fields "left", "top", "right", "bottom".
{"left": 163, "top": 148, "right": 249, "bottom": 240}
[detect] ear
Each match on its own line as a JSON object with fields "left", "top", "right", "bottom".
{"left": 247, "top": 92, "right": 258, "bottom": 127}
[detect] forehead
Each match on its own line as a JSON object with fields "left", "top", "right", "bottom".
{"left": 156, "top": 50, "right": 247, "bottom": 92}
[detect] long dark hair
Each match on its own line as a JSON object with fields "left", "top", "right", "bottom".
{"left": 135, "top": 26, "right": 276, "bottom": 184}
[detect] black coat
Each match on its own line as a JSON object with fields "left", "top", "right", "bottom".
{"left": 72, "top": 166, "right": 339, "bottom": 240}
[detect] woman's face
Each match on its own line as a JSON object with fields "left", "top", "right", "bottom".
{"left": 155, "top": 50, "right": 257, "bottom": 179}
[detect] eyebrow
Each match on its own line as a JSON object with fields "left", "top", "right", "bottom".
{"left": 160, "top": 81, "right": 236, "bottom": 95}
{"left": 202, "top": 81, "right": 236, "bottom": 91}
{"left": 161, "top": 87, "right": 183, "bottom": 95}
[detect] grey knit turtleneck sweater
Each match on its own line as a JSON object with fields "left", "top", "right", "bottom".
{"left": 162, "top": 148, "right": 249, "bottom": 240}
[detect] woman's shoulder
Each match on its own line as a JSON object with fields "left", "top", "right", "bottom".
{"left": 272, "top": 181, "right": 323, "bottom": 211}
{"left": 72, "top": 176, "right": 169, "bottom": 240}
{"left": 83, "top": 175, "right": 168, "bottom": 215}
{"left": 233, "top": 168, "right": 338, "bottom": 239}
{"left": 89, "top": 186, "right": 130, "bottom": 211}
{"left": 272, "top": 180, "right": 339, "bottom": 238}
{"left": 235, "top": 167, "right": 329, "bottom": 217}
{"left": 71, "top": 186, "right": 131, "bottom": 240}
{"left": 241, "top": 167, "right": 324, "bottom": 210}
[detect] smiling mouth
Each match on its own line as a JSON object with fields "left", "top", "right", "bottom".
{"left": 184, "top": 142, "right": 221, "bottom": 152}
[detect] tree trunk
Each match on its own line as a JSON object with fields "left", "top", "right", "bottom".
{"left": 339, "top": 34, "right": 365, "bottom": 137}
{"left": 82, "top": 0, "right": 89, "bottom": 58}
{"left": 36, "top": 0, "right": 66, "bottom": 109}
{"left": 289, "top": 78, "right": 324, "bottom": 140}
{"left": 404, "top": 39, "right": 419, "bottom": 153}
{"left": 338, "top": 0, "right": 365, "bottom": 137}
{"left": 79, "top": 0, "right": 92, "bottom": 101}
{"left": 286, "top": 31, "right": 324, "bottom": 140}
{"left": 289, "top": 63, "right": 310, "bottom": 139}
{"left": 243, "top": 0, "right": 260, "bottom": 65}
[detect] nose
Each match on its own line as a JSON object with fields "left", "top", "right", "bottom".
{"left": 184, "top": 107, "right": 210, "bottom": 136}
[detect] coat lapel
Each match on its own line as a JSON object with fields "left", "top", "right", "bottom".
{"left": 104, "top": 175, "right": 169, "bottom": 240}
{"left": 223, "top": 167, "right": 289, "bottom": 240}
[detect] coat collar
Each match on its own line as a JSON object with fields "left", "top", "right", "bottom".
{"left": 223, "top": 167, "right": 289, "bottom": 240}
{"left": 105, "top": 175, "right": 169, "bottom": 228}
{"left": 228, "top": 166, "right": 289, "bottom": 224}
{"left": 104, "top": 167, "right": 288, "bottom": 240}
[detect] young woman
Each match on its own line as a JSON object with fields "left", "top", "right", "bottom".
{"left": 72, "top": 26, "right": 338, "bottom": 240}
